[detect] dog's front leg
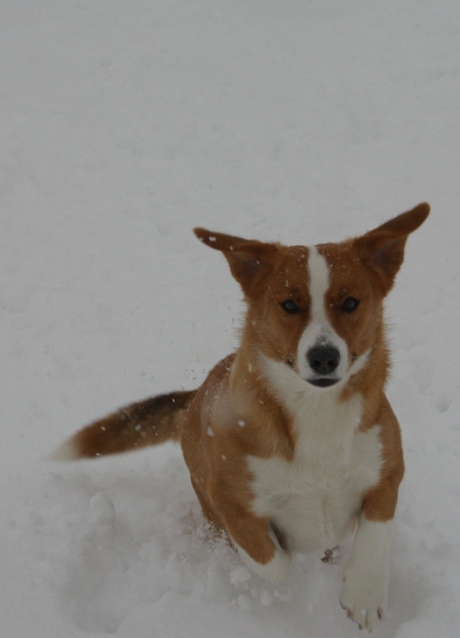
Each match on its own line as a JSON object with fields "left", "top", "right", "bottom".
{"left": 233, "top": 523, "right": 291, "bottom": 582}
{"left": 214, "top": 496, "right": 291, "bottom": 581}
{"left": 340, "top": 513, "right": 392, "bottom": 632}
{"left": 340, "top": 405, "right": 403, "bottom": 633}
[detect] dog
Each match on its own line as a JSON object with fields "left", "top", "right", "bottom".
{"left": 51, "top": 203, "right": 429, "bottom": 631}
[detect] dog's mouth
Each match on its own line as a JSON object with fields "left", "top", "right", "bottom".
{"left": 307, "top": 377, "right": 340, "bottom": 388}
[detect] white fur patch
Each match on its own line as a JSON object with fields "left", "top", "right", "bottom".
{"left": 340, "top": 517, "right": 392, "bottom": 631}
{"left": 308, "top": 245, "right": 330, "bottom": 324}
{"left": 47, "top": 438, "right": 79, "bottom": 461}
{"left": 251, "top": 358, "right": 383, "bottom": 553}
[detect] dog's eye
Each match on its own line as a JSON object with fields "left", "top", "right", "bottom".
{"left": 341, "top": 297, "right": 360, "bottom": 313}
{"left": 280, "top": 299, "right": 301, "bottom": 315}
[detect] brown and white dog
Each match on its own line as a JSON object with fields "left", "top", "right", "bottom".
{"left": 52, "top": 203, "right": 430, "bottom": 631}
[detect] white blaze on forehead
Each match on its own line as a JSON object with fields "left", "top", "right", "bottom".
{"left": 297, "top": 246, "right": 349, "bottom": 379}
{"left": 308, "top": 246, "right": 330, "bottom": 326}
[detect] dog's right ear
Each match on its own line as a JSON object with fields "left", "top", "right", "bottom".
{"left": 194, "top": 228, "right": 277, "bottom": 295}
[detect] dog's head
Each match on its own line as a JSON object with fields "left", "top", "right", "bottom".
{"left": 195, "top": 203, "right": 429, "bottom": 391}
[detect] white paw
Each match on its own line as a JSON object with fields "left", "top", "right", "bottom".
{"left": 340, "top": 566, "right": 388, "bottom": 632}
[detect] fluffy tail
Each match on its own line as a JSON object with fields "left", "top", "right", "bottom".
{"left": 49, "top": 390, "right": 196, "bottom": 461}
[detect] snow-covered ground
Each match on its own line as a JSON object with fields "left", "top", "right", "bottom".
{"left": 1, "top": 1, "right": 459, "bottom": 636}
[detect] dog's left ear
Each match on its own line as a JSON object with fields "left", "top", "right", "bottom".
{"left": 354, "top": 202, "right": 430, "bottom": 295}
{"left": 194, "top": 228, "right": 278, "bottom": 295}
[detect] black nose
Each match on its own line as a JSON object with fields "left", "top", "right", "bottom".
{"left": 307, "top": 346, "right": 340, "bottom": 375}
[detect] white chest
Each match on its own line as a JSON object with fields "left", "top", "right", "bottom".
{"left": 248, "top": 403, "right": 383, "bottom": 553}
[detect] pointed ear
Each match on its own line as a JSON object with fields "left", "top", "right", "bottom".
{"left": 194, "top": 228, "right": 277, "bottom": 293}
{"left": 369, "top": 202, "right": 430, "bottom": 236}
{"left": 354, "top": 203, "right": 430, "bottom": 295}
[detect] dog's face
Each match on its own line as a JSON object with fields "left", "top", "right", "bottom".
{"left": 195, "top": 203, "right": 429, "bottom": 390}
{"left": 240, "top": 241, "right": 382, "bottom": 389}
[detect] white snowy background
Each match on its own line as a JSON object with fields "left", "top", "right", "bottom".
{"left": 1, "top": 1, "right": 459, "bottom": 636}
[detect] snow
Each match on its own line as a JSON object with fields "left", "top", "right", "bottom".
{"left": 1, "top": 0, "right": 459, "bottom": 636}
